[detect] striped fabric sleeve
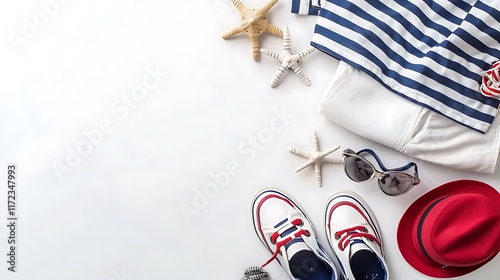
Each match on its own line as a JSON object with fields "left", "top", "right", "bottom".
{"left": 291, "top": 0, "right": 322, "bottom": 15}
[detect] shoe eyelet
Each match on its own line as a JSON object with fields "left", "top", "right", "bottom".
{"left": 298, "top": 220, "right": 304, "bottom": 226}
{"left": 305, "top": 230, "right": 311, "bottom": 237}
{"left": 334, "top": 233, "right": 340, "bottom": 240}
{"left": 362, "top": 227, "right": 368, "bottom": 233}
{"left": 270, "top": 237, "right": 276, "bottom": 245}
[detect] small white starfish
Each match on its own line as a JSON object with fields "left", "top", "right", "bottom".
{"left": 260, "top": 25, "right": 315, "bottom": 88}
{"left": 288, "top": 131, "right": 344, "bottom": 187}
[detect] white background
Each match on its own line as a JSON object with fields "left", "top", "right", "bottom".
{"left": 0, "top": 0, "right": 499, "bottom": 279}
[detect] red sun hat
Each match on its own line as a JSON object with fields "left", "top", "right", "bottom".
{"left": 397, "top": 180, "right": 500, "bottom": 278}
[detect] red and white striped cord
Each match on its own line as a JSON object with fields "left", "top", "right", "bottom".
{"left": 480, "top": 61, "right": 500, "bottom": 98}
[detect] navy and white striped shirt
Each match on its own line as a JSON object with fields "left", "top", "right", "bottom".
{"left": 292, "top": 0, "right": 500, "bottom": 133}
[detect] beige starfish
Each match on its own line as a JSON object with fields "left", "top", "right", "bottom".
{"left": 260, "top": 25, "right": 315, "bottom": 87}
{"left": 222, "top": 0, "right": 283, "bottom": 61}
{"left": 288, "top": 131, "right": 344, "bottom": 187}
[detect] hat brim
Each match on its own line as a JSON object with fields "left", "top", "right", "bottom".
{"left": 397, "top": 180, "right": 500, "bottom": 278}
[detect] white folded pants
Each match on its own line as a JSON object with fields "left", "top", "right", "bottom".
{"left": 319, "top": 61, "right": 500, "bottom": 174}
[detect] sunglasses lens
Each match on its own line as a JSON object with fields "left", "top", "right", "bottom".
{"left": 379, "top": 173, "right": 413, "bottom": 195}
{"left": 345, "top": 157, "right": 373, "bottom": 182}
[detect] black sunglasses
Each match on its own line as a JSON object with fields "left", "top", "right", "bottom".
{"left": 342, "top": 149, "right": 420, "bottom": 196}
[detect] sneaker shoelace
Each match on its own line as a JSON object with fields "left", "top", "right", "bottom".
{"left": 261, "top": 218, "right": 310, "bottom": 267}
{"left": 334, "top": 226, "right": 381, "bottom": 251}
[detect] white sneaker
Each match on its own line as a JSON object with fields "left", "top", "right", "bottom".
{"left": 252, "top": 188, "right": 345, "bottom": 280}
{"left": 324, "top": 191, "right": 389, "bottom": 280}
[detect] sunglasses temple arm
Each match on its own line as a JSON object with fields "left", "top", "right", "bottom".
{"left": 357, "top": 149, "right": 392, "bottom": 172}
{"left": 413, "top": 163, "right": 419, "bottom": 179}
{"left": 358, "top": 148, "right": 419, "bottom": 176}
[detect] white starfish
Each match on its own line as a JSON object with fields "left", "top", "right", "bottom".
{"left": 260, "top": 25, "right": 315, "bottom": 88}
{"left": 288, "top": 131, "right": 344, "bottom": 187}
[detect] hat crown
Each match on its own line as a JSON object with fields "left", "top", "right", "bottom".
{"left": 419, "top": 194, "right": 500, "bottom": 267}
{"left": 398, "top": 180, "right": 500, "bottom": 278}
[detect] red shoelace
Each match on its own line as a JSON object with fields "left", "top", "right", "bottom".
{"left": 261, "top": 218, "right": 310, "bottom": 267}
{"left": 334, "top": 225, "right": 381, "bottom": 251}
